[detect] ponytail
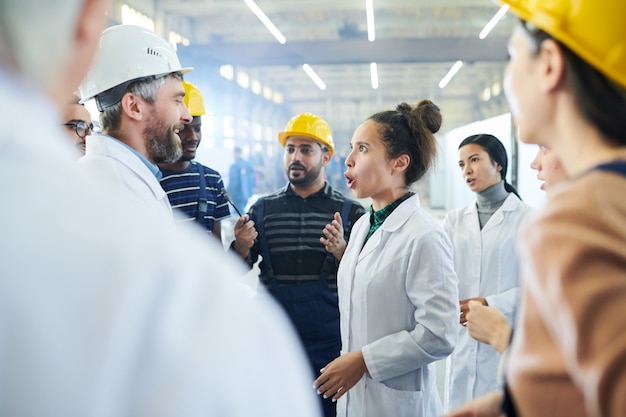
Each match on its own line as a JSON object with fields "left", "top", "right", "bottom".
{"left": 504, "top": 181, "right": 521, "bottom": 199}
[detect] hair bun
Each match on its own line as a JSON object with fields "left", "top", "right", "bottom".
{"left": 416, "top": 99, "right": 442, "bottom": 134}
{"left": 395, "top": 99, "right": 442, "bottom": 139}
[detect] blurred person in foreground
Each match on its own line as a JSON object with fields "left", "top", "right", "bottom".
{"left": 444, "top": 0, "right": 626, "bottom": 416}
{"left": 0, "top": 1, "right": 322, "bottom": 416}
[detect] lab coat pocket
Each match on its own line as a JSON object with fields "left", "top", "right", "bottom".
{"left": 366, "top": 376, "right": 423, "bottom": 417}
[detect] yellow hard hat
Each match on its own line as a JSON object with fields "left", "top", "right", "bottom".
{"left": 182, "top": 80, "right": 206, "bottom": 117}
{"left": 500, "top": 0, "right": 626, "bottom": 90}
{"left": 278, "top": 113, "right": 335, "bottom": 156}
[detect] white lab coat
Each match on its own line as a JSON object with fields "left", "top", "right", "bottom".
{"left": 442, "top": 193, "right": 533, "bottom": 411}
{"left": 77, "top": 133, "right": 173, "bottom": 223}
{"left": 0, "top": 68, "right": 321, "bottom": 417}
{"left": 337, "top": 194, "right": 458, "bottom": 417}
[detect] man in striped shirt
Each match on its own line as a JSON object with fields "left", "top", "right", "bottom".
{"left": 159, "top": 81, "right": 230, "bottom": 242}
{"left": 231, "top": 113, "right": 365, "bottom": 417}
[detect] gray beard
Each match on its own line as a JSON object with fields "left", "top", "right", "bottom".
{"left": 145, "top": 123, "right": 182, "bottom": 164}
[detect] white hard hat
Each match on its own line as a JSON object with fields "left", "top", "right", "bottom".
{"left": 78, "top": 25, "right": 192, "bottom": 110}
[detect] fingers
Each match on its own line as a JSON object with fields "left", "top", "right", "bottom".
{"left": 460, "top": 303, "right": 470, "bottom": 323}
{"left": 322, "top": 222, "right": 341, "bottom": 238}
{"left": 314, "top": 375, "right": 344, "bottom": 402}
{"left": 321, "top": 225, "right": 333, "bottom": 240}
{"left": 333, "top": 211, "right": 343, "bottom": 227}
{"left": 463, "top": 299, "right": 488, "bottom": 324}
{"left": 460, "top": 300, "right": 470, "bottom": 325}
{"left": 234, "top": 215, "right": 248, "bottom": 228}
{"left": 460, "top": 297, "right": 484, "bottom": 316}
{"left": 326, "top": 213, "right": 343, "bottom": 236}
{"left": 235, "top": 218, "right": 254, "bottom": 232}
{"left": 465, "top": 301, "right": 478, "bottom": 322}
{"left": 313, "top": 364, "right": 340, "bottom": 402}
{"left": 317, "top": 378, "right": 349, "bottom": 402}
{"left": 320, "top": 218, "right": 345, "bottom": 250}
{"left": 234, "top": 219, "right": 257, "bottom": 243}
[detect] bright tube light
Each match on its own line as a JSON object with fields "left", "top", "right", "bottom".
{"left": 243, "top": 0, "right": 286, "bottom": 44}
{"left": 370, "top": 62, "right": 378, "bottom": 89}
{"left": 366, "top": 0, "right": 375, "bottom": 42}
{"left": 479, "top": 5, "right": 509, "bottom": 39}
{"left": 439, "top": 60, "right": 463, "bottom": 89}
{"left": 303, "top": 64, "right": 326, "bottom": 90}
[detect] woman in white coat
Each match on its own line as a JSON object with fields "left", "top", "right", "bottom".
{"left": 443, "top": 134, "right": 532, "bottom": 411}
{"left": 314, "top": 99, "right": 459, "bottom": 417}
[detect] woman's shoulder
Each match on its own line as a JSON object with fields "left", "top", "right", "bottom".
{"left": 406, "top": 206, "right": 450, "bottom": 238}
{"left": 443, "top": 202, "right": 475, "bottom": 224}
{"left": 503, "top": 192, "right": 532, "bottom": 210}
{"left": 527, "top": 171, "right": 626, "bottom": 240}
{"left": 546, "top": 171, "right": 626, "bottom": 219}
{"left": 502, "top": 194, "right": 535, "bottom": 223}
{"left": 523, "top": 172, "right": 626, "bottom": 273}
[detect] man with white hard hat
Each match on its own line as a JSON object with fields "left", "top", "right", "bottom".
{"left": 77, "top": 24, "right": 192, "bottom": 222}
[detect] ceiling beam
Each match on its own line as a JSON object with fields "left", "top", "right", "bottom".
{"left": 180, "top": 36, "right": 509, "bottom": 67}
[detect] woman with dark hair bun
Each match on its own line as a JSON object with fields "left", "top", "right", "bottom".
{"left": 443, "top": 133, "right": 533, "bottom": 411}
{"left": 313, "top": 99, "right": 459, "bottom": 417}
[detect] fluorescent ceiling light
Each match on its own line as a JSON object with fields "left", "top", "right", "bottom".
{"left": 243, "top": 0, "right": 286, "bottom": 44}
{"left": 370, "top": 62, "right": 378, "bottom": 89}
{"left": 366, "top": 0, "right": 375, "bottom": 42}
{"left": 303, "top": 64, "right": 326, "bottom": 90}
{"left": 479, "top": 5, "right": 509, "bottom": 39}
{"left": 439, "top": 60, "right": 463, "bottom": 89}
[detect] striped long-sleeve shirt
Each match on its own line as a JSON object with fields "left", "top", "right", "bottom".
{"left": 247, "top": 182, "right": 365, "bottom": 293}
{"left": 160, "top": 161, "right": 231, "bottom": 234}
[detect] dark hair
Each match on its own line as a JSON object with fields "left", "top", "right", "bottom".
{"left": 459, "top": 133, "right": 521, "bottom": 198}
{"left": 521, "top": 20, "right": 626, "bottom": 146}
{"left": 368, "top": 99, "right": 441, "bottom": 185}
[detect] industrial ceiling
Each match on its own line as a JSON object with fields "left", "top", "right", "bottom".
{"left": 107, "top": 0, "right": 516, "bottom": 150}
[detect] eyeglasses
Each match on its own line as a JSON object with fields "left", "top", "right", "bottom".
{"left": 63, "top": 120, "right": 94, "bottom": 138}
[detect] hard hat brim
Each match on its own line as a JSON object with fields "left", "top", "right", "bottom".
{"left": 80, "top": 68, "right": 194, "bottom": 107}
{"left": 278, "top": 131, "right": 334, "bottom": 156}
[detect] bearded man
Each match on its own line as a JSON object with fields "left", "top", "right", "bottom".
{"left": 77, "top": 25, "right": 192, "bottom": 222}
